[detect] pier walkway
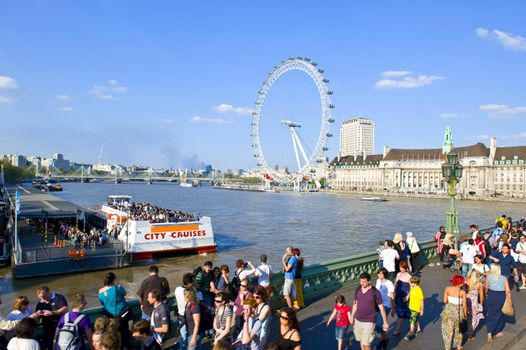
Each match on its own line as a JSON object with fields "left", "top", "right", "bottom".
{"left": 291, "top": 262, "right": 526, "bottom": 350}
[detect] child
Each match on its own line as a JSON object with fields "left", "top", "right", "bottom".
{"left": 326, "top": 295, "right": 351, "bottom": 350}
{"left": 405, "top": 276, "right": 424, "bottom": 341}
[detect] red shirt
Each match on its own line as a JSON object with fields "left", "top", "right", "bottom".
{"left": 334, "top": 304, "right": 351, "bottom": 327}
{"left": 475, "top": 239, "right": 486, "bottom": 257}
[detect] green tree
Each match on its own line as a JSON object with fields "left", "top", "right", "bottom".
{"left": 1, "top": 160, "right": 36, "bottom": 183}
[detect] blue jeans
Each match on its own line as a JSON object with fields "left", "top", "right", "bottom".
{"left": 179, "top": 324, "right": 187, "bottom": 350}
{"left": 141, "top": 310, "right": 150, "bottom": 320}
{"left": 461, "top": 263, "right": 472, "bottom": 277}
{"left": 185, "top": 333, "right": 202, "bottom": 350}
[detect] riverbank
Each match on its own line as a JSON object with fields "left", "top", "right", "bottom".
{"left": 324, "top": 188, "right": 526, "bottom": 203}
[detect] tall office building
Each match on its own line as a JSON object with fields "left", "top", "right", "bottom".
{"left": 339, "top": 117, "right": 375, "bottom": 157}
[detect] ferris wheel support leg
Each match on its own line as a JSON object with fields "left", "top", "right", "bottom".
{"left": 290, "top": 128, "right": 302, "bottom": 171}
{"left": 291, "top": 128, "right": 310, "bottom": 167}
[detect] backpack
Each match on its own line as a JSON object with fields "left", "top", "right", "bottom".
{"left": 187, "top": 302, "right": 214, "bottom": 334}
{"left": 192, "top": 266, "right": 203, "bottom": 277}
{"left": 55, "top": 313, "right": 86, "bottom": 350}
{"left": 354, "top": 285, "right": 381, "bottom": 312}
{"left": 230, "top": 275, "right": 241, "bottom": 297}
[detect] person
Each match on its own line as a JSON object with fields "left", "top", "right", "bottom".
{"left": 471, "top": 254, "right": 489, "bottom": 283}
{"left": 234, "top": 279, "right": 253, "bottom": 340}
{"left": 98, "top": 272, "right": 131, "bottom": 347}
{"left": 7, "top": 296, "right": 33, "bottom": 321}
{"left": 375, "top": 268, "right": 394, "bottom": 350}
{"left": 182, "top": 288, "right": 201, "bottom": 350}
{"left": 460, "top": 239, "right": 479, "bottom": 277}
{"left": 474, "top": 233, "right": 487, "bottom": 259}
{"left": 0, "top": 295, "right": 19, "bottom": 344}
{"left": 435, "top": 226, "right": 447, "bottom": 264}
{"left": 35, "top": 285, "right": 68, "bottom": 350}
{"left": 326, "top": 295, "right": 351, "bottom": 350}
{"left": 54, "top": 294, "right": 92, "bottom": 350}
{"left": 196, "top": 261, "right": 214, "bottom": 308}
{"left": 210, "top": 267, "right": 223, "bottom": 295}
{"left": 175, "top": 273, "right": 199, "bottom": 350}
{"left": 441, "top": 275, "right": 467, "bottom": 350}
{"left": 485, "top": 264, "right": 512, "bottom": 343}
{"left": 282, "top": 247, "right": 298, "bottom": 309}
{"left": 466, "top": 270, "right": 484, "bottom": 341}
{"left": 7, "top": 318, "right": 40, "bottom": 350}
{"left": 136, "top": 266, "right": 170, "bottom": 320}
{"left": 404, "top": 276, "right": 424, "bottom": 341}
{"left": 211, "top": 265, "right": 230, "bottom": 295}
{"left": 92, "top": 331, "right": 103, "bottom": 350}
{"left": 292, "top": 248, "right": 305, "bottom": 310}
{"left": 393, "top": 261, "right": 411, "bottom": 336}
{"left": 514, "top": 234, "right": 526, "bottom": 289}
{"left": 254, "top": 255, "right": 272, "bottom": 299}
{"left": 406, "top": 232, "right": 420, "bottom": 272}
{"left": 470, "top": 224, "right": 479, "bottom": 240}
{"left": 488, "top": 244, "right": 519, "bottom": 289}
{"left": 277, "top": 308, "right": 301, "bottom": 350}
{"left": 379, "top": 241, "right": 399, "bottom": 282}
{"left": 213, "top": 292, "right": 233, "bottom": 344}
{"left": 100, "top": 332, "right": 120, "bottom": 350}
{"left": 236, "top": 298, "right": 262, "bottom": 350}
{"left": 393, "top": 232, "right": 411, "bottom": 272}
{"left": 441, "top": 233, "right": 455, "bottom": 268}
{"left": 251, "top": 287, "right": 271, "bottom": 348}
{"left": 350, "top": 272, "right": 389, "bottom": 350}
{"left": 148, "top": 290, "right": 170, "bottom": 346}
{"left": 131, "top": 319, "right": 162, "bottom": 350}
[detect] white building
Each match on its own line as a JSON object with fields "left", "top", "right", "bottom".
{"left": 41, "top": 153, "right": 71, "bottom": 171}
{"left": 339, "top": 117, "right": 375, "bottom": 157}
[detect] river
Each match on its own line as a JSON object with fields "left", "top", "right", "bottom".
{"left": 1, "top": 182, "right": 524, "bottom": 313}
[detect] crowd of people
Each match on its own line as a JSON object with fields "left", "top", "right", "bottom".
{"left": 2, "top": 215, "right": 526, "bottom": 350}
{"left": 107, "top": 201, "right": 197, "bottom": 223}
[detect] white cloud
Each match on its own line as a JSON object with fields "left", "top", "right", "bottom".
{"left": 479, "top": 104, "right": 526, "bottom": 118}
{"left": 475, "top": 27, "right": 489, "bottom": 38}
{"left": 381, "top": 70, "right": 412, "bottom": 78}
{"left": 162, "top": 118, "right": 174, "bottom": 124}
{"left": 90, "top": 81, "right": 128, "bottom": 100}
{"left": 211, "top": 103, "right": 253, "bottom": 116}
{"left": 0, "top": 95, "right": 14, "bottom": 104}
{"left": 189, "top": 115, "right": 234, "bottom": 125}
{"left": 0, "top": 76, "right": 19, "bottom": 90}
{"left": 375, "top": 72, "right": 444, "bottom": 89}
{"left": 476, "top": 134, "right": 491, "bottom": 141}
{"left": 59, "top": 107, "right": 75, "bottom": 112}
{"left": 56, "top": 94, "right": 72, "bottom": 101}
{"left": 477, "top": 132, "right": 526, "bottom": 142}
{"left": 476, "top": 27, "right": 526, "bottom": 51}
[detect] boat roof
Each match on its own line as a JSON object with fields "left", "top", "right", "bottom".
{"left": 9, "top": 187, "right": 88, "bottom": 218}
{"left": 108, "top": 195, "right": 132, "bottom": 199}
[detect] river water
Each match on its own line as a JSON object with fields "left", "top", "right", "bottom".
{"left": 1, "top": 182, "right": 524, "bottom": 313}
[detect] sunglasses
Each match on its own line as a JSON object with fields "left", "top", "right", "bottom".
{"left": 254, "top": 295, "right": 262, "bottom": 299}
{"left": 214, "top": 299, "right": 223, "bottom": 303}
{"left": 280, "top": 315, "right": 289, "bottom": 320}
{"left": 241, "top": 285, "right": 248, "bottom": 288}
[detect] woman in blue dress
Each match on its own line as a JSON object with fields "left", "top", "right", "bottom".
{"left": 98, "top": 272, "right": 131, "bottom": 347}
{"left": 393, "top": 261, "right": 412, "bottom": 335}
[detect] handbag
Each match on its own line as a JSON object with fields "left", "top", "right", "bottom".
{"left": 502, "top": 296, "right": 514, "bottom": 317}
{"left": 457, "top": 290, "right": 467, "bottom": 333}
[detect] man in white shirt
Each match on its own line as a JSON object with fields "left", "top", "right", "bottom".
{"left": 380, "top": 240, "right": 399, "bottom": 282}
{"left": 252, "top": 254, "right": 272, "bottom": 299}
{"left": 174, "top": 273, "right": 201, "bottom": 350}
{"left": 460, "top": 239, "right": 479, "bottom": 277}
{"left": 514, "top": 235, "right": 526, "bottom": 289}
{"left": 470, "top": 224, "right": 479, "bottom": 240}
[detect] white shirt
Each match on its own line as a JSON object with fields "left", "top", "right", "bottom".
{"left": 472, "top": 263, "right": 489, "bottom": 274}
{"left": 515, "top": 242, "right": 526, "bottom": 264}
{"left": 460, "top": 245, "right": 479, "bottom": 264}
{"left": 471, "top": 230, "right": 479, "bottom": 240}
{"left": 254, "top": 264, "right": 272, "bottom": 287}
{"left": 8, "top": 338, "right": 40, "bottom": 350}
{"left": 380, "top": 248, "right": 399, "bottom": 272}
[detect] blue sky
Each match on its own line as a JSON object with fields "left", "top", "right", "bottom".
{"left": 1, "top": 1, "right": 525, "bottom": 170}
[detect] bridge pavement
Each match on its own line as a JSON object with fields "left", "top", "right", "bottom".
{"left": 289, "top": 262, "right": 526, "bottom": 350}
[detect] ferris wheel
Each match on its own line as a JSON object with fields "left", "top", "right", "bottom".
{"left": 251, "top": 56, "right": 335, "bottom": 187}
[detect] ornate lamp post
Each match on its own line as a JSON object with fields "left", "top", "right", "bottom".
{"left": 441, "top": 152, "right": 463, "bottom": 235}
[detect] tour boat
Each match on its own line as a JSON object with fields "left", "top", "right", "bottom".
{"left": 101, "top": 195, "right": 216, "bottom": 260}
{"left": 180, "top": 181, "right": 197, "bottom": 188}
{"left": 360, "top": 197, "right": 389, "bottom": 202}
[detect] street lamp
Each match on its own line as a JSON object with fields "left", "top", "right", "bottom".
{"left": 441, "top": 152, "right": 463, "bottom": 235}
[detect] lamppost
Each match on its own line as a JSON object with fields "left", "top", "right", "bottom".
{"left": 441, "top": 152, "right": 463, "bottom": 235}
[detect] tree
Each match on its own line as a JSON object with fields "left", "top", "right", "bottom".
{"left": 0, "top": 160, "right": 35, "bottom": 183}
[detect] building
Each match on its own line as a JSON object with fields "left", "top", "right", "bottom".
{"left": 330, "top": 135, "right": 526, "bottom": 198}
{"left": 41, "top": 153, "right": 71, "bottom": 171}
{"left": 339, "top": 117, "right": 375, "bottom": 157}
